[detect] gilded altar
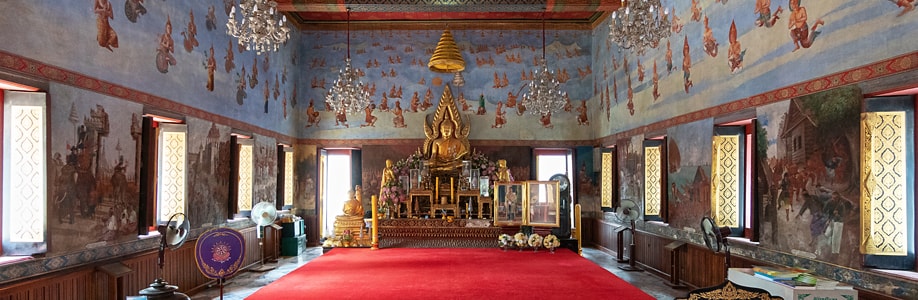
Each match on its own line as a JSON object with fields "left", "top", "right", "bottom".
{"left": 388, "top": 87, "right": 496, "bottom": 219}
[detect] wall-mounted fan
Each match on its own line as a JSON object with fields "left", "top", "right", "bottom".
{"left": 700, "top": 216, "right": 733, "bottom": 276}
{"left": 138, "top": 213, "right": 191, "bottom": 299}
{"left": 251, "top": 201, "right": 278, "bottom": 272}
{"left": 615, "top": 199, "right": 643, "bottom": 272}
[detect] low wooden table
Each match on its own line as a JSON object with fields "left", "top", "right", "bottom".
{"left": 430, "top": 203, "right": 459, "bottom": 218}
{"left": 407, "top": 190, "right": 434, "bottom": 218}
{"left": 478, "top": 197, "right": 493, "bottom": 219}
{"left": 456, "top": 190, "right": 480, "bottom": 219}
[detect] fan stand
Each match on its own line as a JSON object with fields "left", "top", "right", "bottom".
{"left": 618, "top": 219, "right": 643, "bottom": 272}
{"left": 249, "top": 225, "right": 277, "bottom": 272}
{"left": 138, "top": 227, "right": 190, "bottom": 299}
{"left": 722, "top": 239, "right": 732, "bottom": 277}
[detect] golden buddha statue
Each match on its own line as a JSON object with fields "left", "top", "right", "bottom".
{"left": 342, "top": 186, "right": 364, "bottom": 217}
{"left": 335, "top": 185, "right": 366, "bottom": 237}
{"left": 422, "top": 87, "right": 470, "bottom": 173}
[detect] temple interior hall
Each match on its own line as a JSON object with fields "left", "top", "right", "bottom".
{"left": 1, "top": 1, "right": 918, "bottom": 299}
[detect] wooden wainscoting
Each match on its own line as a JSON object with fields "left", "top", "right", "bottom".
{"left": 588, "top": 218, "right": 725, "bottom": 289}
{"left": 0, "top": 225, "right": 279, "bottom": 300}
{"left": 587, "top": 221, "right": 899, "bottom": 300}
{"left": 304, "top": 215, "right": 320, "bottom": 247}
{"left": 590, "top": 218, "right": 623, "bottom": 255}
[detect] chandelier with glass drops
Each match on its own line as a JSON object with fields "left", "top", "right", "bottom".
{"left": 226, "top": 0, "right": 291, "bottom": 55}
{"left": 608, "top": 0, "right": 671, "bottom": 56}
{"left": 326, "top": 8, "right": 372, "bottom": 116}
{"left": 521, "top": 12, "right": 567, "bottom": 117}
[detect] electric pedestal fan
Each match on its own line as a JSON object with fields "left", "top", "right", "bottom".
{"left": 615, "top": 199, "right": 643, "bottom": 272}
{"left": 250, "top": 201, "right": 278, "bottom": 272}
{"left": 700, "top": 216, "right": 733, "bottom": 277}
{"left": 138, "top": 213, "right": 191, "bottom": 299}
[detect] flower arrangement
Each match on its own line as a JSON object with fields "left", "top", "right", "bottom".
{"left": 528, "top": 234, "right": 543, "bottom": 251}
{"left": 513, "top": 232, "right": 528, "bottom": 248}
{"left": 468, "top": 150, "right": 499, "bottom": 182}
{"left": 379, "top": 180, "right": 405, "bottom": 209}
{"left": 393, "top": 152, "right": 425, "bottom": 178}
{"left": 498, "top": 234, "right": 513, "bottom": 249}
{"left": 543, "top": 234, "right": 561, "bottom": 252}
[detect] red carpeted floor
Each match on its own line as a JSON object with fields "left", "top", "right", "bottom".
{"left": 246, "top": 248, "right": 654, "bottom": 300}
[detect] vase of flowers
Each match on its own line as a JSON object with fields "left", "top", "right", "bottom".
{"left": 379, "top": 181, "right": 405, "bottom": 219}
{"left": 543, "top": 234, "right": 561, "bottom": 254}
{"left": 498, "top": 234, "right": 513, "bottom": 251}
{"left": 513, "top": 232, "right": 528, "bottom": 251}
{"left": 528, "top": 234, "right": 543, "bottom": 252}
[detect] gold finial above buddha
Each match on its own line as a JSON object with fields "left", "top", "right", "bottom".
{"left": 422, "top": 87, "right": 470, "bottom": 172}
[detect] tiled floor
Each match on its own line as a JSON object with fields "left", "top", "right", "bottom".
{"left": 189, "top": 247, "right": 687, "bottom": 299}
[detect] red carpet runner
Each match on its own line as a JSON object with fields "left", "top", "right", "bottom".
{"left": 247, "top": 248, "right": 653, "bottom": 299}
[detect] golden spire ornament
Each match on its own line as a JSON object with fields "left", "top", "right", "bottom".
{"left": 428, "top": 28, "right": 465, "bottom": 74}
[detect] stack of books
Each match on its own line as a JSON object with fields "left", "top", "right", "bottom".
{"left": 752, "top": 265, "right": 815, "bottom": 288}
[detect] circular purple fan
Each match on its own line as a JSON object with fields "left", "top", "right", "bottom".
{"left": 195, "top": 227, "right": 246, "bottom": 279}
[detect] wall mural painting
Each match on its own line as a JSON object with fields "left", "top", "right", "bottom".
{"left": 755, "top": 85, "right": 862, "bottom": 268}
{"left": 186, "top": 118, "right": 231, "bottom": 227}
{"left": 593, "top": 1, "right": 918, "bottom": 136}
{"left": 294, "top": 144, "right": 318, "bottom": 214}
{"left": 617, "top": 135, "right": 644, "bottom": 207}
{"left": 665, "top": 119, "right": 713, "bottom": 230}
{"left": 251, "top": 135, "right": 278, "bottom": 205}
{"left": 0, "top": 1, "right": 296, "bottom": 136}
{"left": 574, "top": 146, "right": 600, "bottom": 217}
{"left": 299, "top": 28, "right": 593, "bottom": 138}
{"left": 49, "top": 85, "right": 143, "bottom": 254}
{"left": 474, "top": 146, "right": 531, "bottom": 182}
{"left": 361, "top": 144, "right": 422, "bottom": 208}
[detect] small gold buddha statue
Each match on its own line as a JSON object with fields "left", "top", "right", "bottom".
{"left": 335, "top": 185, "right": 366, "bottom": 237}
{"left": 497, "top": 159, "right": 513, "bottom": 182}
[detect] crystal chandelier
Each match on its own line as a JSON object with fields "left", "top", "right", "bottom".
{"left": 521, "top": 13, "right": 567, "bottom": 117}
{"left": 326, "top": 8, "right": 371, "bottom": 116}
{"left": 226, "top": 0, "right": 291, "bottom": 55}
{"left": 608, "top": 0, "right": 671, "bottom": 56}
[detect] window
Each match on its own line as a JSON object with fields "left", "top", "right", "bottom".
{"left": 279, "top": 145, "right": 294, "bottom": 210}
{"left": 2, "top": 90, "right": 48, "bottom": 256}
{"left": 229, "top": 134, "right": 254, "bottom": 218}
{"left": 138, "top": 113, "right": 186, "bottom": 234}
{"left": 534, "top": 149, "right": 573, "bottom": 223}
{"left": 712, "top": 121, "right": 758, "bottom": 239}
{"left": 643, "top": 138, "right": 667, "bottom": 222}
{"left": 319, "top": 149, "right": 353, "bottom": 238}
{"left": 600, "top": 146, "right": 617, "bottom": 211}
{"left": 860, "top": 95, "right": 915, "bottom": 270}
{"left": 534, "top": 149, "right": 572, "bottom": 181}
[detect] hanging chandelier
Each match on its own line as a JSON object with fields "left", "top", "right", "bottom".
{"left": 521, "top": 13, "right": 567, "bottom": 117}
{"left": 226, "top": 0, "right": 291, "bottom": 55}
{"left": 608, "top": 0, "right": 671, "bottom": 56}
{"left": 326, "top": 8, "right": 371, "bottom": 116}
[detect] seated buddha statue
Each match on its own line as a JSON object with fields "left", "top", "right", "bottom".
{"left": 334, "top": 185, "right": 365, "bottom": 237}
{"left": 426, "top": 121, "right": 469, "bottom": 172}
